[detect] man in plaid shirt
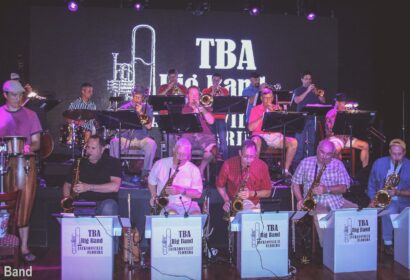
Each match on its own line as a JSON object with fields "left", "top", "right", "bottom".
{"left": 291, "top": 139, "right": 357, "bottom": 246}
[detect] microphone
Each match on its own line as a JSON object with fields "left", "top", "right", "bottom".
{"left": 179, "top": 196, "right": 189, "bottom": 218}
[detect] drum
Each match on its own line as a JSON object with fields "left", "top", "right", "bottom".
{"left": 39, "top": 131, "right": 54, "bottom": 160}
{"left": 59, "top": 124, "right": 85, "bottom": 146}
{"left": 2, "top": 136, "right": 26, "bottom": 155}
{"left": 4, "top": 155, "right": 36, "bottom": 227}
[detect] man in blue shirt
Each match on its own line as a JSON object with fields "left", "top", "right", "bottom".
{"left": 109, "top": 85, "right": 157, "bottom": 178}
{"left": 293, "top": 71, "right": 326, "bottom": 163}
{"left": 367, "top": 139, "right": 410, "bottom": 255}
{"left": 242, "top": 72, "right": 260, "bottom": 124}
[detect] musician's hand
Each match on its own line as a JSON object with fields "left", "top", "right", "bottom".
{"left": 74, "top": 120, "right": 86, "bottom": 126}
{"left": 149, "top": 196, "right": 157, "bottom": 207}
{"left": 223, "top": 201, "right": 231, "bottom": 212}
{"left": 165, "top": 185, "right": 181, "bottom": 195}
{"left": 23, "top": 144, "right": 31, "bottom": 154}
{"left": 387, "top": 188, "right": 398, "bottom": 196}
{"left": 74, "top": 182, "right": 92, "bottom": 193}
{"left": 368, "top": 200, "right": 376, "bottom": 208}
{"left": 238, "top": 188, "right": 250, "bottom": 199}
{"left": 297, "top": 200, "right": 304, "bottom": 211}
{"left": 24, "top": 84, "right": 33, "bottom": 94}
{"left": 312, "top": 185, "right": 326, "bottom": 195}
{"left": 308, "top": 84, "right": 315, "bottom": 92}
{"left": 135, "top": 104, "right": 143, "bottom": 113}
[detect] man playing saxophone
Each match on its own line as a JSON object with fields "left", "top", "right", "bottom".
{"left": 148, "top": 138, "right": 203, "bottom": 215}
{"left": 291, "top": 139, "right": 356, "bottom": 246}
{"left": 216, "top": 140, "right": 272, "bottom": 215}
{"left": 367, "top": 139, "right": 410, "bottom": 255}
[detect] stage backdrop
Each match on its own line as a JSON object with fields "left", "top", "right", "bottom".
{"left": 29, "top": 7, "right": 337, "bottom": 153}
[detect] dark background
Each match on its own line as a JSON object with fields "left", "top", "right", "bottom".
{"left": 1, "top": 0, "right": 409, "bottom": 156}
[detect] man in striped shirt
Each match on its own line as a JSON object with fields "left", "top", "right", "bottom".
{"left": 67, "top": 82, "right": 97, "bottom": 142}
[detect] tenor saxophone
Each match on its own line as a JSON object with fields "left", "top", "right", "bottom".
{"left": 223, "top": 166, "right": 250, "bottom": 221}
{"left": 374, "top": 161, "right": 400, "bottom": 207}
{"left": 302, "top": 164, "right": 326, "bottom": 211}
{"left": 61, "top": 157, "right": 82, "bottom": 213}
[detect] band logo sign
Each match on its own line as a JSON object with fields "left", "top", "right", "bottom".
{"left": 69, "top": 227, "right": 106, "bottom": 256}
{"left": 246, "top": 221, "right": 286, "bottom": 251}
{"left": 341, "top": 217, "right": 374, "bottom": 244}
{"left": 159, "top": 227, "right": 199, "bottom": 257}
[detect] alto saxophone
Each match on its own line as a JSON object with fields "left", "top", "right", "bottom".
{"left": 151, "top": 161, "right": 181, "bottom": 215}
{"left": 223, "top": 166, "right": 250, "bottom": 221}
{"left": 302, "top": 164, "right": 326, "bottom": 211}
{"left": 61, "top": 157, "right": 82, "bottom": 213}
{"left": 374, "top": 161, "right": 400, "bottom": 207}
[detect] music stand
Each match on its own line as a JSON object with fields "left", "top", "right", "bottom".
{"left": 148, "top": 95, "right": 185, "bottom": 113}
{"left": 94, "top": 110, "right": 142, "bottom": 161}
{"left": 332, "top": 110, "right": 376, "bottom": 176}
{"left": 262, "top": 112, "right": 306, "bottom": 173}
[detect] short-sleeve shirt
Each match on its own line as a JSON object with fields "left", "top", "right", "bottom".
{"left": 68, "top": 97, "right": 97, "bottom": 131}
{"left": 65, "top": 154, "right": 122, "bottom": 202}
{"left": 293, "top": 86, "right": 322, "bottom": 112}
{"left": 157, "top": 83, "right": 187, "bottom": 96}
{"left": 148, "top": 157, "right": 203, "bottom": 206}
{"left": 181, "top": 104, "right": 213, "bottom": 134}
{"left": 248, "top": 104, "right": 268, "bottom": 135}
{"left": 0, "top": 105, "right": 43, "bottom": 145}
{"left": 216, "top": 156, "right": 271, "bottom": 205}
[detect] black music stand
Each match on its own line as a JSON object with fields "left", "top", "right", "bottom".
{"left": 94, "top": 110, "right": 142, "bottom": 161}
{"left": 262, "top": 112, "right": 306, "bottom": 174}
{"left": 148, "top": 95, "right": 185, "bottom": 113}
{"left": 332, "top": 110, "right": 376, "bottom": 175}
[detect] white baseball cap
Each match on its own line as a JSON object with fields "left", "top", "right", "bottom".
{"left": 2, "top": 80, "right": 25, "bottom": 94}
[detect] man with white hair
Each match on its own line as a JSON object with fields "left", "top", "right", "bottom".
{"left": 148, "top": 137, "right": 203, "bottom": 215}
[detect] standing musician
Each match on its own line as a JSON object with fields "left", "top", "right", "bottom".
{"left": 202, "top": 73, "right": 229, "bottom": 159}
{"left": 0, "top": 79, "right": 42, "bottom": 262}
{"left": 148, "top": 138, "right": 202, "bottom": 215}
{"left": 367, "top": 139, "right": 410, "bottom": 255}
{"left": 109, "top": 85, "right": 157, "bottom": 179}
{"left": 242, "top": 72, "right": 260, "bottom": 124}
{"left": 248, "top": 87, "right": 298, "bottom": 176}
{"left": 293, "top": 71, "right": 326, "bottom": 163}
{"left": 62, "top": 135, "right": 122, "bottom": 215}
{"left": 157, "top": 69, "right": 187, "bottom": 96}
{"left": 181, "top": 86, "right": 217, "bottom": 180}
{"left": 216, "top": 140, "right": 271, "bottom": 214}
{"left": 66, "top": 82, "right": 97, "bottom": 142}
{"left": 325, "top": 92, "right": 370, "bottom": 168}
{"left": 291, "top": 139, "right": 357, "bottom": 246}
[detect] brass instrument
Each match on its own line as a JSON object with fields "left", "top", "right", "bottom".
{"left": 302, "top": 164, "right": 326, "bottom": 211}
{"left": 314, "top": 88, "right": 325, "bottom": 97}
{"left": 223, "top": 166, "right": 250, "bottom": 221}
{"left": 200, "top": 94, "right": 213, "bottom": 107}
{"left": 374, "top": 161, "right": 401, "bottom": 207}
{"left": 61, "top": 157, "right": 82, "bottom": 213}
{"left": 137, "top": 103, "right": 151, "bottom": 126}
{"left": 151, "top": 161, "right": 181, "bottom": 215}
{"left": 172, "top": 84, "right": 180, "bottom": 95}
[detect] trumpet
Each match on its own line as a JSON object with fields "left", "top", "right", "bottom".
{"left": 374, "top": 161, "right": 400, "bottom": 207}
{"left": 172, "top": 84, "right": 180, "bottom": 95}
{"left": 314, "top": 88, "right": 325, "bottom": 97}
{"left": 200, "top": 94, "right": 213, "bottom": 107}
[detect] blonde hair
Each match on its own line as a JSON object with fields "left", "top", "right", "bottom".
{"left": 389, "top": 138, "right": 406, "bottom": 151}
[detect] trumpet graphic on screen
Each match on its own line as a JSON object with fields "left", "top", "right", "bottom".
{"left": 162, "top": 228, "right": 172, "bottom": 255}
{"left": 344, "top": 218, "right": 353, "bottom": 243}
{"left": 71, "top": 227, "right": 81, "bottom": 254}
{"left": 107, "top": 24, "right": 156, "bottom": 100}
{"left": 251, "top": 222, "right": 261, "bottom": 248}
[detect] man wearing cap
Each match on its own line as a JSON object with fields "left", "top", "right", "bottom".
{"left": 325, "top": 92, "right": 369, "bottom": 168}
{"left": 367, "top": 139, "right": 410, "bottom": 255}
{"left": 109, "top": 85, "right": 157, "bottom": 179}
{"left": 0, "top": 79, "right": 42, "bottom": 262}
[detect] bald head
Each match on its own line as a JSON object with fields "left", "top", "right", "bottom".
{"left": 317, "top": 140, "right": 335, "bottom": 165}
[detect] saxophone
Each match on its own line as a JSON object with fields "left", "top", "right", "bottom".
{"left": 374, "top": 161, "right": 400, "bottom": 207}
{"left": 61, "top": 157, "right": 82, "bottom": 213}
{"left": 137, "top": 103, "right": 151, "bottom": 126}
{"left": 302, "top": 164, "right": 326, "bottom": 211}
{"left": 223, "top": 166, "right": 250, "bottom": 221}
{"left": 151, "top": 161, "right": 181, "bottom": 215}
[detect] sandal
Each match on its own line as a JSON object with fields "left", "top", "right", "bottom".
{"left": 22, "top": 252, "right": 37, "bottom": 262}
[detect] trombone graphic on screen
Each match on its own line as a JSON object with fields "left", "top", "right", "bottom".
{"left": 107, "top": 24, "right": 156, "bottom": 100}
{"left": 71, "top": 227, "right": 81, "bottom": 254}
{"left": 162, "top": 228, "right": 172, "bottom": 255}
{"left": 251, "top": 222, "right": 261, "bottom": 248}
{"left": 344, "top": 218, "right": 353, "bottom": 243}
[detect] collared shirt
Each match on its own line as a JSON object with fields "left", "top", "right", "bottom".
{"left": 293, "top": 86, "right": 322, "bottom": 112}
{"left": 148, "top": 157, "right": 203, "bottom": 207}
{"left": 0, "top": 105, "right": 43, "bottom": 145}
{"left": 216, "top": 156, "right": 271, "bottom": 205}
{"left": 248, "top": 104, "right": 269, "bottom": 135}
{"left": 68, "top": 97, "right": 97, "bottom": 131}
{"left": 157, "top": 83, "right": 187, "bottom": 96}
{"left": 242, "top": 85, "right": 259, "bottom": 123}
{"left": 181, "top": 104, "right": 213, "bottom": 134}
{"left": 292, "top": 156, "right": 351, "bottom": 210}
{"left": 118, "top": 101, "right": 153, "bottom": 140}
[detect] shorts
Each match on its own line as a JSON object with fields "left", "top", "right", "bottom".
{"left": 181, "top": 133, "right": 217, "bottom": 152}
{"left": 328, "top": 135, "right": 357, "bottom": 151}
{"left": 252, "top": 133, "right": 284, "bottom": 149}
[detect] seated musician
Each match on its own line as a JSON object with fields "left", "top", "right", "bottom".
{"left": 62, "top": 135, "right": 122, "bottom": 215}
{"left": 148, "top": 137, "right": 202, "bottom": 215}
{"left": 325, "top": 92, "right": 369, "bottom": 168}
{"left": 216, "top": 140, "right": 272, "bottom": 215}
{"left": 248, "top": 87, "right": 298, "bottom": 176}
{"left": 202, "top": 73, "right": 229, "bottom": 160}
{"left": 157, "top": 69, "right": 187, "bottom": 96}
{"left": 0, "top": 79, "right": 42, "bottom": 262}
{"left": 181, "top": 86, "right": 217, "bottom": 179}
{"left": 291, "top": 139, "right": 357, "bottom": 246}
{"left": 66, "top": 82, "right": 97, "bottom": 142}
{"left": 109, "top": 85, "right": 157, "bottom": 179}
{"left": 367, "top": 139, "right": 410, "bottom": 255}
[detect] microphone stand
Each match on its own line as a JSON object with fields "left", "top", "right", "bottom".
{"left": 402, "top": 91, "right": 406, "bottom": 141}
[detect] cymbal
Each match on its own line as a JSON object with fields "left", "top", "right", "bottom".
{"left": 63, "top": 109, "right": 95, "bottom": 120}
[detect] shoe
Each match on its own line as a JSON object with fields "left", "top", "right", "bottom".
{"left": 384, "top": 245, "right": 394, "bottom": 256}
{"left": 22, "top": 252, "right": 37, "bottom": 262}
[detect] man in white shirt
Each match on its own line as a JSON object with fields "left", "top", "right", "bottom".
{"left": 148, "top": 138, "right": 203, "bottom": 215}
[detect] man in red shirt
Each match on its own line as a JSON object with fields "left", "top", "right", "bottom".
{"left": 248, "top": 87, "right": 298, "bottom": 175}
{"left": 157, "top": 69, "right": 187, "bottom": 96}
{"left": 217, "top": 140, "right": 272, "bottom": 214}
{"left": 202, "top": 73, "right": 229, "bottom": 159}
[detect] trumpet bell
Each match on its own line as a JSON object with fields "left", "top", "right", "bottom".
{"left": 200, "top": 94, "right": 213, "bottom": 107}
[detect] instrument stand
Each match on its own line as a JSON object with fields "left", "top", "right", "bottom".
{"left": 202, "top": 184, "right": 215, "bottom": 265}
{"left": 64, "top": 123, "right": 81, "bottom": 165}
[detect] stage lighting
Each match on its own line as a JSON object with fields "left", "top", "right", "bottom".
{"left": 306, "top": 12, "right": 316, "bottom": 21}
{"left": 133, "top": 1, "right": 144, "bottom": 12}
{"left": 246, "top": 0, "right": 262, "bottom": 16}
{"left": 188, "top": 0, "right": 210, "bottom": 16}
{"left": 67, "top": 1, "right": 79, "bottom": 12}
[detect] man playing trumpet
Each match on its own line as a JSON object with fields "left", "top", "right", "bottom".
{"left": 157, "top": 68, "right": 187, "bottom": 96}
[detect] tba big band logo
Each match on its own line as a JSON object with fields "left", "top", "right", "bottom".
{"left": 250, "top": 222, "right": 282, "bottom": 249}
{"left": 343, "top": 218, "right": 371, "bottom": 244}
{"left": 161, "top": 228, "right": 194, "bottom": 256}
{"left": 70, "top": 227, "right": 104, "bottom": 255}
